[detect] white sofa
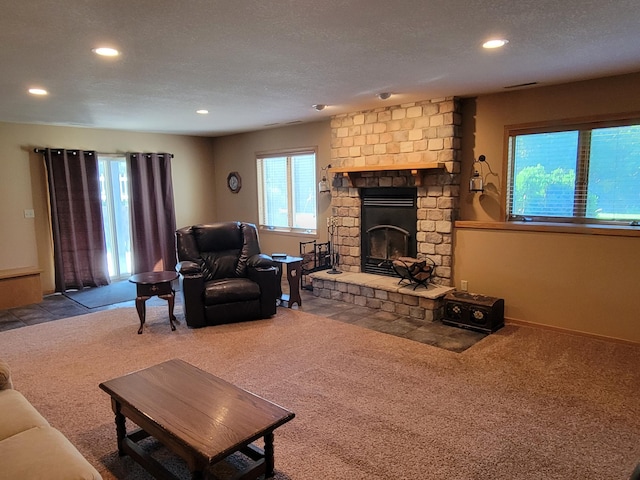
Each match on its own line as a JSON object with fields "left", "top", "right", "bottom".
{"left": 0, "top": 359, "right": 102, "bottom": 480}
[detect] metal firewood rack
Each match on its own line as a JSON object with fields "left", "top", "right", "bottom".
{"left": 299, "top": 240, "right": 331, "bottom": 290}
{"left": 391, "top": 256, "right": 436, "bottom": 290}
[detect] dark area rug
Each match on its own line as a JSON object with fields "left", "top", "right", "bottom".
{"left": 64, "top": 280, "right": 136, "bottom": 309}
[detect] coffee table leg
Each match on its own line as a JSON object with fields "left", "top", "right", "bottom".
{"left": 264, "top": 432, "right": 275, "bottom": 477}
{"left": 111, "top": 398, "right": 127, "bottom": 456}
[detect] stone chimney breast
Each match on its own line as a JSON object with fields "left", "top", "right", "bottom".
{"left": 328, "top": 97, "right": 462, "bottom": 286}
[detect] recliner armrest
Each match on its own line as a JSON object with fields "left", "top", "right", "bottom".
{"left": 177, "top": 264, "right": 206, "bottom": 328}
{"left": 247, "top": 253, "right": 277, "bottom": 269}
{"left": 247, "top": 265, "right": 277, "bottom": 278}
{"left": 247, "top": 266, "right": 278, "bottom": 317}
{"left": 176, "top": 260, "right": 202, "bottom": 276}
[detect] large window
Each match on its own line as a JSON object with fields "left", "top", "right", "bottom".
{"left": 506, "top": 116, "right": 640, "bottom": 224}
{"left": 257, "top": 149, "right": 317, "bottom": 234}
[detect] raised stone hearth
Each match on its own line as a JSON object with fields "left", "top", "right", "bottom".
{"left": 310, "top": 270, "right": 454, "bottom": 323}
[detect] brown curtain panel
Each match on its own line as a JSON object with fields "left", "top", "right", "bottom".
{"left": 128, "top": 152, "right": 177, "bottom": 273}
{"left": 43, "top": 149, "right": 110, "bottom": 292}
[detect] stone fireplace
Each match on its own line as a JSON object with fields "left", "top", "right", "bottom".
{"left": 328, "top": 97, "right": 462, "bottom": 287}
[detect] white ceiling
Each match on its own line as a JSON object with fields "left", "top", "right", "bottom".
{"left": 2, "top": 0, "right": 640, "bottom": 137}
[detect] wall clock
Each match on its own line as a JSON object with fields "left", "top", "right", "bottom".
{"left": 227, "top": 171, "right": 241, "bottom": 193}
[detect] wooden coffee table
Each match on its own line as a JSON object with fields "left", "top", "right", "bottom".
{"left": 99, "top": 359, "right": 295, "bottom": 480}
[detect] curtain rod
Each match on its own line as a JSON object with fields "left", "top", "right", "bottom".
{"left": 33, "top": 148, "right": 174, "bottom": 158}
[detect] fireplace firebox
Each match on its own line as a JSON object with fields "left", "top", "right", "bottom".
{"left": 361, "top": 187, "right": 417, "bottom": 276}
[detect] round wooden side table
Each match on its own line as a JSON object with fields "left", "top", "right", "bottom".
{"left": 129, "top": 271, "right": 178, "bottom": 334}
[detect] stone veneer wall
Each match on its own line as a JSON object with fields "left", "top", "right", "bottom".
{"left": 329, "top": 97, "right": 462, "bottom": 286}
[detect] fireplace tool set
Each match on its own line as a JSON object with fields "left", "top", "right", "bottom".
{"left": 327, "top": 216, "right": 341, "bottom": 274}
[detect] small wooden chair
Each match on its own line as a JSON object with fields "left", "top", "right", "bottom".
{"left": 392, "top": 256, "right": 436, "bottom": 290}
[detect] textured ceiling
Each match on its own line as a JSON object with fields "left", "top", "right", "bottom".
{"left": 2, "top": 0, "right": 640, "bottom": 136}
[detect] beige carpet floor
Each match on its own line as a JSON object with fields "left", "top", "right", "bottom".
{"left": 1, "top": 307, "right": 639, "bottom": 479}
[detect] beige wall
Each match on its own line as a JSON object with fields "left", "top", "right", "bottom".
{"left": 2, "top": 72, "right": 639, "bottom": 343}
{"left": 456, "top": 72, "right": 640, "bottom": 343}
{"left": 209, "top": 121, "right": 332, "bottom": 255}
{"left": 0, "top": 122, "right": 216, "bottom": 293}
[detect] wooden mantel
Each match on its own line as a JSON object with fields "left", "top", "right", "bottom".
{"left": 328, "top": 162, "right": 445, "bottom": 187}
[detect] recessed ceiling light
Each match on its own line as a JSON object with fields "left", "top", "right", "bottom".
{"left": 196, "top": 109, "right": 209, "bottom": 115}
{"left": 483, "top": 39, "right": 509, "bottom": 49}
{"left": 28, "top": 88, "right": 48, "bottom": 96}
{"left": 377, "top": 92, "right": 392, "bottom": 100}
{"left": 92, "top": 47, "right": 120, "bottom": 57}
{"left": 312, "top": 104, "right": 326, "bottom": 111}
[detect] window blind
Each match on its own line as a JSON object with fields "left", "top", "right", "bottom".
{"left": 506, "top": 121, "right": 640, "bottom": 223}
{"left": 257, "top": 150, "right": 317, "bottom": 232}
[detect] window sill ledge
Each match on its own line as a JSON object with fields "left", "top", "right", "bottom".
{"left": 259, "top": 226, "right": 317, "bottom": 237}
{"left": 455, "top": 220, "right": 640, "bottom": 238}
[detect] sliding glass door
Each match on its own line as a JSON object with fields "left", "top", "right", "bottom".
{"left": 98, "top": 155, "right": 132, "bottom": 280}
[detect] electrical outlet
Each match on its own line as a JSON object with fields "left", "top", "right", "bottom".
{"left": 24, "top": 209, "right": 35, "bottom": 218}
{"left": 460, "top": 280, "right": 468, "bottom": 291}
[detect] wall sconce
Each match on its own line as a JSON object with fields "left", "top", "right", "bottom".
{"left": 470, "top": 155, "right": 487, "bottom": 193}
{"left": 318, "top": 164, "right": 332, "bottom": 193}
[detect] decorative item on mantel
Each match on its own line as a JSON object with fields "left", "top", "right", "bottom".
{"left": 327, "top": 216, "right": 341, "bottom": 274}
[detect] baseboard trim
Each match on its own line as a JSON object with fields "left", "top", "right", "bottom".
{"left": 505, "top": 317, "right": 639, "bottom": 347}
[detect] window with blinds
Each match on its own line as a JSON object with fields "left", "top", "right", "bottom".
{"left": 256, "top": 149, "right": 317, "bottom": 234}
{"left": 506, "top": 117, "right": 640, "bottom": 224}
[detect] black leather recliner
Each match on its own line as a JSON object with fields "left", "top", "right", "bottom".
{"left": 175, "top": 222, "right": 279, "bottom": 328}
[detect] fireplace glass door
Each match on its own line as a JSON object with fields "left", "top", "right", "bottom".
{"left": 361, "top": 187, "right": 417, "bottom": 276}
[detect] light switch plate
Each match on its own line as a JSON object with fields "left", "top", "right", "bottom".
{"left": 24, "top": 209, "right": 35, "bottom": 218}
